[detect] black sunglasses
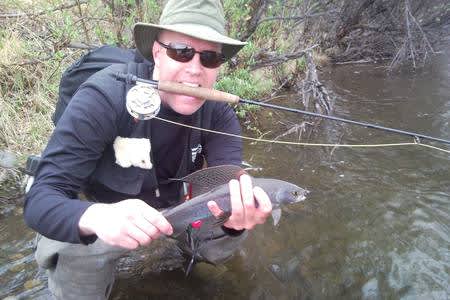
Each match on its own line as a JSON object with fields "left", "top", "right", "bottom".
{"left": 157, "top": 40, "right": 225, "bottom": 69}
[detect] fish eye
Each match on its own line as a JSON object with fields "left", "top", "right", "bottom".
{"left": 292, "top": 191, "right": 299, "bottom": 196}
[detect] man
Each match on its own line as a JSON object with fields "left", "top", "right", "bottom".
{"left": 24, "top": 0, "right": 272, "bottom": 299}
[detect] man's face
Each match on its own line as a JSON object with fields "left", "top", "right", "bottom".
{"left": 152, "top": 30, "right": 222, "bottom": 115}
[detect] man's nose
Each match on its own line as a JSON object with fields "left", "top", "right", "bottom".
{"left": 186, "top": 53, "right": 202, "bottom": 75}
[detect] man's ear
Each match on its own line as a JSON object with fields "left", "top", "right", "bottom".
{"left": 152, "top": 42, "right": 160, "bottom": 80}
{"left": 152, "top": 42, "right": 161, "bottom": 68}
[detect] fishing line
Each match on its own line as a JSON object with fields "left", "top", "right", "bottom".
{"left": 152, "top": 116, "right": 450, "bottom": 154}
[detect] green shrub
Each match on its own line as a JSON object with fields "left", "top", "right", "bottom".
{"left": 216, "top": 68, "right": 273, "bottom": 119}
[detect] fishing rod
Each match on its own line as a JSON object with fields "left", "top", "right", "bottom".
{"left": 115, "top": 73, "right": 450, "bottom": 146}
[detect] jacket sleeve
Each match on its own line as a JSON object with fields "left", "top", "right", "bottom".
{"left": 23, "top": 87, "right": 121, "bottom": 244}
{"left": 203, "top": 103, "right": 242, "bottom": 166}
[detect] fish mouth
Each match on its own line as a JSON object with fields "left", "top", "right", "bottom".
{"left": 294, "top": 189, "right": 309, "bottom": 202}
{"left": 295, "top": 195, "right": 307, "bottom": 202}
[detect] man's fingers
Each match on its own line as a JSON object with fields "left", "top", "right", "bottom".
{"left": 141, "top": 207, "right": 173, "bottom": 235}
{"left": 229, "top": 179, "right": 244, "bottom": 218}
{"left": 131, "top": 217, "right": 161, "bottom": 241}
{"left": 240, "top": 174, "right": 255, "bottom": 214}
{"left": 125, "top": 220, "right": 153, "bottom": 246}
{"left": 253, "top": 186, "right": 272, "bottom": 214}
{"left": 207, "top": 201, "right": 224, "bottom": 218}
{"left": 253, "top": 186, "right": 272, "bottom": 223}
{"left": 227, "top": 179, "right": 244, "bottom": 229}
{"left": 118, "top": 236, "right": 140, "bottom": 250}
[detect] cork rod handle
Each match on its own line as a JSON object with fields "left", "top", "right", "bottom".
{"left": 158, "top": 81, "right": 240, "bottom": 103}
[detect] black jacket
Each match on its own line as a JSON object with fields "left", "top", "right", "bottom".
{"left": 24, "top": 63, "right": 242, "bottom": 244}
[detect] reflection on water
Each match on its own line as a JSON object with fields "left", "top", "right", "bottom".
{"left": 0, "top": 206, "right": 47, "bottom": 299}
{"left": 1, "top": 52, "right": 449, "bottom": 299}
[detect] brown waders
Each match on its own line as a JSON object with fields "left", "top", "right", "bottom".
{"left": 35, "top": 229, "right": 248, "bottom": 299}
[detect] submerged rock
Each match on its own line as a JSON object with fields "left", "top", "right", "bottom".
{"left": 0, "top": 151, "right": 24, "bottom": 204}
{"left": 361, "top": 277, "right": 379, "bottom": 300}
{"left": 0, "top": 151, "right": 17, "bottom": 168}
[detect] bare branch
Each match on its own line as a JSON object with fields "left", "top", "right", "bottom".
{"left": 388, "top": 0, "right": 437, "bottom": 71}
{"left": 239, "top": 0, "right": 270, "bottom": 41}
{"left": 75, "top": 0, "right": 91, "bottom": 45}
{"left": 405, "top": 0, "right": 416, "bottom": 68}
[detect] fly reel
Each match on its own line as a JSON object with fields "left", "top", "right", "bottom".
{"left": 126, "top": 83, "right": 161, "bottom": 120}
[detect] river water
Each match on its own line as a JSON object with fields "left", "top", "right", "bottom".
{"left": 1, "top": 54, "right": 449, "bottom": 299}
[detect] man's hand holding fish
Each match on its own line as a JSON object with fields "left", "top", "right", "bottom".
{"left": 208, "top": 174, "right": 273, "bottom": 230}
{"left": 78, "top": 199, "right": 174, "bottom": 249}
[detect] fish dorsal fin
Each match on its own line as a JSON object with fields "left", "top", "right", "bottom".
{"left": 174, "top": 165, "right": 246, "bottom": 197}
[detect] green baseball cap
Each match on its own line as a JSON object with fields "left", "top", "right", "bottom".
{"left": 134, "top": 0, "right": 247, "bottom": 62}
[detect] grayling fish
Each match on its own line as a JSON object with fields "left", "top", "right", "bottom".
{"left": 161, "top": 165, "right": 308, "bottom": 236}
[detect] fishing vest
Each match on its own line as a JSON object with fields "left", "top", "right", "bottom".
{"left": 79, "top": 62, "right": 213, "bottom": 205}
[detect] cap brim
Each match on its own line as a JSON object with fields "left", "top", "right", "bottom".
{"left": 134, "top": 22, "right": 247, "bottom": 62}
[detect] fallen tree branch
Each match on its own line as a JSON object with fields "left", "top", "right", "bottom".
{"left": 334, "top": 58, "right": 376, "bottom": 65}
{"left": 302, "top": 50, "right": 332, "bottom": 115}
{"left": 0, "top": 56, "right": 54, "bottom": 67}
{"left": 0, "top": 1, "right": 88, "bottom": 18}
{"left": 0, "top": 41, "right": 101, "bottom": 67}
{"left": 257, "top": 11, "right": 333, "bottom": 26}
{"left": 67, "top": 42, "right": 100, "bottom": 50}
{"left": 250, "top": 44, "right": 319, "bottom": 70}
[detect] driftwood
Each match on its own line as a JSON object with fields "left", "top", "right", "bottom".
{"left": 271, "top": 49, "right": 333, "bottom": 144}
{"left": 302, "top": 50, "right": 331, "bottom": 115}
{"left": 288, "top": 49, "right": 332, "bottom": 141}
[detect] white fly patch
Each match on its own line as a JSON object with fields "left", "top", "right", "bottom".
{"left": 113, "top": 137, "right": 152, "bottom": 169}
{"left": 191, "top": 144, "right": 202, "bottom": 162}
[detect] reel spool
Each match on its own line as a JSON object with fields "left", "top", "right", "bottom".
{"left": 126, "top": 83, "right": 161, "bottom": 120}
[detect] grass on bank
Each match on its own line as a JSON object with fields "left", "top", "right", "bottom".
{"left": 0, "top": 30, "right": 57, "bottom": 159}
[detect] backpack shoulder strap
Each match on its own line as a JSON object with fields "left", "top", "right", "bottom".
{"left": 124, "top": 61, "right": 152, "bottom": 92}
